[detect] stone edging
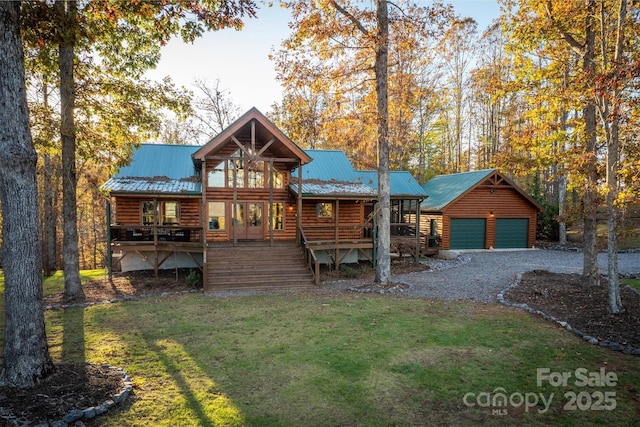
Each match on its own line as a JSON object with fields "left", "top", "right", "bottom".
{"left": 347, "top": 280, "right": 412, "bottom": 294}
{"left": 497, "top": 273, "right": 640, "bottom": 356}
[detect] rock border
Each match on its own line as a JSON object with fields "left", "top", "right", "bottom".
{"left": 347, "top": 280, "right": 412, "bottom": 294}
{"left": 498, "top": 273, "right": 640, "bottom": 356}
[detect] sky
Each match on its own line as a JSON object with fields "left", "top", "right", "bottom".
{"left": 145, "top": 1, "right": 502, "bottom": 114}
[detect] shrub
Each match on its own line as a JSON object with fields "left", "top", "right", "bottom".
{"left": 186, "top": 269, "right": 202, "bottom": 288}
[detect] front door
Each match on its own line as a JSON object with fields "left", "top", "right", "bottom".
{"left": 232, "top": 202, "right": 264, "bottom": 240}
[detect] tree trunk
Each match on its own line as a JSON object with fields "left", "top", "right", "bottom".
{"left": 42, "top": 80, "right": 56, "bottom": 276}
{"left": 558, "top": 173, "right": 567, "bottom": 245}
{"left": 604, "top": 0, "right": 626, "bottom": 314}
{"left": 374, "top": 0, "right": 391, "bottom": 285}
{"left": 0, "top": 1, "right": 55, "bottom": 388}
{"left": 58, "top": 0, "right": 84, "bottom": 301}
{"left": 582, "top": 0, "right": 599, "bottom": 286}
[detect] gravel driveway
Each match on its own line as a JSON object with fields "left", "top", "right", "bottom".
{"left": 326, "top": 249, "right": 640, "bottom": 304}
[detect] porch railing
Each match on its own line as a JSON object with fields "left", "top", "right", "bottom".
{"left": 110, "top": 225, "right": 203, "bottom": 244}
{"left": 299, "top": 228, "right": 321, "bottom": 286}
{"left": 301, "top": 225, "right": 373, "bottom": 243}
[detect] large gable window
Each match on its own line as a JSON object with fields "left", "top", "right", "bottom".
{"left": 208, "top": 162, "right": 225, "bottom": 187}
{"left": 248, "top": 160, "right": 265, "bottom": 188}
{"left": 207, "top": 150, "right": 286, "bottom": 190}
{"left": 272, "top": 168, "right": 284, "bottom": 189}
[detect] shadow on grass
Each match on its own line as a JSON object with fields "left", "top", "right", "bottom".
{"left": 144, "top": 338, "right": 216, "bottom": 427}
{"left": 61, "top": 308, "right": 85, "bottom": 363}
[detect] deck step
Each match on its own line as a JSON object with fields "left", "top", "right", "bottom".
{"left": 205, "top": 243, "right": 315, "bottom": 291}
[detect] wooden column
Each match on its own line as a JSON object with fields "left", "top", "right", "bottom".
{"left": 232, "top": 159, "right": 238, "bottom": 246}
{"left": 201, "top": 160, "right": 208, "bottom": 289}
{"left": 153, "top": 197, "right": 158, "bottom": 279}
{"left": 296, "top": 161, "right": 302, "bottom": 244}
{"left": 268, "top": 158, "right": 274, "bottom": 245}
{"left": 334, "top": 199, "right": 340, "bottom": 270}
{"left": 415, "top": 199, "right": 421, "bottom": 263}
{"left": 106, "top": 200, "right": 112, "bottom": 278}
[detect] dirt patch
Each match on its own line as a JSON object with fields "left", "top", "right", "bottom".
{"left": 320, "top": 260, "right": 430, "bottom": 283}
{"left": 505, "top": 270, "right": 640, "bottom": 349}
{"left": 43, "top": 269, "right": 201, "bottom": 306}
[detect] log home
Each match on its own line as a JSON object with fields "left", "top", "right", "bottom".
{"left": 102, "top": 108, "right": 427, "bottom": 291}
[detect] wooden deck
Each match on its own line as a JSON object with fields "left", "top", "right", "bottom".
{"left": 205, "top": 242, "right": 315, "bottom": 292}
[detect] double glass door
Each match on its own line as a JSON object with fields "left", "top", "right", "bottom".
{"left": 232, "top": 202, "right": 263, "bottom": 240}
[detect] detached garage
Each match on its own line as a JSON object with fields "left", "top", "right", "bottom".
{"left": 421, "top": 169, "right": 542, "bottom": 250}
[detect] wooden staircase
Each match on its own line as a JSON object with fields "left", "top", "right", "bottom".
{"left": 205, "top": 242, "right": 315, "bottom": 292}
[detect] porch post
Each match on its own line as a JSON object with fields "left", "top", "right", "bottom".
{"left": 334, "top": 199, "right": 340, "bottom": 271}
{"left": 106, "top": 200, "right": 112, "bottom": 278}
{"left": 232, "top": 159, "right": 238, "bottom": 246}
{"left": 153, "top": 197, "right": 158, "bottom": 279}
{"left": 297, "top": 160, "right": 302, "bottom": 244}
{"left": 269, "top": 158, "right": 274, "bottom": 245}
{"left": 372, "top": 202, "right": 378, "bottom": 267}
{"left": 415, "top": 199, "right": 421, "bottom": 263}
{"left": 201, "top": 160, "right": 207, "bottom": 289}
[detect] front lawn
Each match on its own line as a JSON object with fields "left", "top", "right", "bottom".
{"left": 1, "top": 273, "right": 639, "bottom": 425}
{"left": 622, "top": 278, "right": 640, "bottom": 291}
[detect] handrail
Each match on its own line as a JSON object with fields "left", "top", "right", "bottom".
{"left": 299, "top": 227, "right": 320, "bottom": 285}
{"left": 110, "top": 224, "right": 202, "bottom": 244}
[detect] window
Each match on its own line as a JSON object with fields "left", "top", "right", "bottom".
{"left": 208, "top": 202, "right": 225, "bottom": 230}
{"left": 272, "top": 169, "right": 284, "bottom": 189}
{"left": 228, "top": 150, "right": 245, "bottom": 188}
{"left": 270, "top": 203, "right": 284, "bottom": 230}
{"left": 248, "top": 161, "right": 265, "bottom": 188}
{"left": 162, "top": 201, "right": 179, "bottom": 225}
{"left": 143, "top": 201, "right": 179, "bottom": 225}
{"left": 207, "top": 162, "right": 225, "bottom": 187}
{"left": 316, "top": 202, "right": 333, "bottom": 218}
{"left": 142, "top": 201, "right": 155, "bottom": 225}
{"left": 248, "top": 203, "right": 262, "bottom": 227}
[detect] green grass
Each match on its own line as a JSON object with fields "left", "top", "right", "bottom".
{"left": 1, "top": 273, "right": 640, "bottom": 426}
{"left": 622, "top": 278, "right": 640, "bottom": 291}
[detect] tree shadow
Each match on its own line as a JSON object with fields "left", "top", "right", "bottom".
{"left": 61, "top": 307, "right": 86, "bottom": 364}
{"left": 144, "top": 338, "right": 215, "bottom": 427}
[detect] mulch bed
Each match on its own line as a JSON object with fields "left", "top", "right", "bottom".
{"left": 0, "top": 363, "right": 125, "bottom": 426}
{"left": 505, "top": 270, "right": 640, "bottom": 349}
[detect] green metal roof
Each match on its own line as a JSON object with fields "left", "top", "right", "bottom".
{"left": 300, "top": 150, "right": 358, "bottom": 182}
{"left": 103, "top": 144, "right": 425, "bottom": 199}
{"left": 421, "top": 169, "right": 495, "bottom": 211}
{"left": 356, "top": 170, "right": 427, "bottom": 198}
{"left": 290, "top": 150, "right": 375, "bottom": 198}
{"left": 101, "top": 144, "right": 202, "bottom": 195}
{"left": 290, "top": 150, "right": 426, "bottom": 199}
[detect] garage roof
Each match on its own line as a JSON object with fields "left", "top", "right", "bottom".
{"left": 421, "top": 169, "right": 542, "bottom": 212}
{"left": 420, "top": 169, "right": 495, "bottom": 211}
